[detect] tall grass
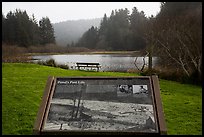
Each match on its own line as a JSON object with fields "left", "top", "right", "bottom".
{"left": 2, "top": 43, "right": 93, "bottom": 54}
{"left": 2, "top": 44, "right": 92, "bottom": 63}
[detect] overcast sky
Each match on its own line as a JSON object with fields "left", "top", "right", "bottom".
{"left": 2, "top": 2, "right": 161, "bottom": 23}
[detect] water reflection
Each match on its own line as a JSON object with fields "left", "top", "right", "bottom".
{"left": 32, "top": 54, "right": 158, "bottom": 72}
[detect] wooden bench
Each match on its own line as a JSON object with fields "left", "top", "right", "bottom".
{"left": 76, "top": 62, "right": 101, "bottom": 72}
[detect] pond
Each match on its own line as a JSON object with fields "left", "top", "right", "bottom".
{"left": 32, "top": 54, "right": 158, "bottom": 72}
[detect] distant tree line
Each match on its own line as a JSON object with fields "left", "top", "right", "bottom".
{"left": 2, "top": 9, "right": 55, "bottom": 47}
{"left": 76, "top": 7, "right": 147, "bottom": 51}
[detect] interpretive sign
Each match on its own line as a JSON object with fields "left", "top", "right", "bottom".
{"left": 33, "top": 76, "right": 167, "bottom": 135}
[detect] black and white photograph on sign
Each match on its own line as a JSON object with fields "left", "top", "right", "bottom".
{"left": 132, "top": 85, "right": 148, "bottom": 97}
{"left": 117, "top": 85, "right": 133, "bottom": 96}
{"left": 43, "top": 79, "right": 157, "bottom": 133}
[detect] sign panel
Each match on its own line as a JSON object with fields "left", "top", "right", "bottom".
{"left": 33, "top": 76, "right": 167, "bottom": 135}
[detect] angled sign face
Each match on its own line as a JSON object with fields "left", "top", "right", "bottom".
{"left": 33, "top": 76, "right": 167, "bottom": 135}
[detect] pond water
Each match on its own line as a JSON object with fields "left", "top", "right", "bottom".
{"left": 32, "top": 54, "right": 158, "bottom": 72}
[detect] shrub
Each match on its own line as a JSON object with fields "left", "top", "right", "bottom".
{"left": 36, "top": 59, "right": 70, "bottom": 70}
{"left": 45, "top": 59, "right": 56, "bottom": 67}
{"left": 57, "top": 64, "right": 69, "bottom": 69}
{"left": 141, "top": 66, "right": 201, "bottom": 85}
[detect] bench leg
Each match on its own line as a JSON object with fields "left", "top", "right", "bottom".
{"left": 77, "top": 66, "right": 81, "bottom": 70}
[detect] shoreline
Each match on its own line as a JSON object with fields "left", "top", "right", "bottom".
{"left": 25, "top": 51, "right": 142, "bottom": 56}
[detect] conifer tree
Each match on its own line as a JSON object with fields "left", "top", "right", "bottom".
{"left": 39, "top": 17, "right": 55, "bottom": 45}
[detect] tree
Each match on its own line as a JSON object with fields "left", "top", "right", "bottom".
{"left": 150, "top": 2, "right": 202, "bottom": 82}
{"left": 3, "top": 9, "right": 32, "bottom": 47}
{"left": 5, "top": 11, "right": 17, "bottom": 45}
{"left": 3, "top": 9, "right": 56, "bottom": 47}
{"left": 142, "top": 15, "right": 160, "bottom": 74}
{"left": 97, "top": 8, "right": 131, "bottom": 50}
{"left": 115, "top": 8, "right": 130, "bottom": 50}
{"left": 98, "top": 14, "right": 108, "bottom": 36}
{"left": 76, "top": 7, "right": 149, "bottom": 51}
{"left": 96, "top": 14, "right": 109, "bottom": 49}
{"left": 15, "top": 9, "right": 32, "bottom": 47}
{"left": 129, "top": 7, "right": 147, "bottom": 50}
{"left": 78, "top": 26, "right": 98, "bottom": 49}
{"left": 39, "top": 17, "right": 55, "bottom": 45}
{"left": 30, "top": 14, "right": 41, "bottom": 45}
{"left": 2, "top": 13, "right": 7, "bottom": 43}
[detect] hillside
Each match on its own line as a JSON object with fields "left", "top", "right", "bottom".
{"left": 53, "top": 18, "right": 102, "bottom": 46}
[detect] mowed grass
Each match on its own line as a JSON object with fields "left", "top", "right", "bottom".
{"left": 159, "top": 80, "right": 202, "bottom": 135}
{"left": 2, "top": 63, "right": 202, "bottom": 135}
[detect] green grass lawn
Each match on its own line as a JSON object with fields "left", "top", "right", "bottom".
{"left": 2, "top": 63, "right": 202, "bottom": 135}
{"left": 159, "top": 80, "right": 202, "bottom": 135}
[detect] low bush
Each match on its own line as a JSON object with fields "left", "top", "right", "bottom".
{"left": 57, "top": 64, "right": 69, "bottom": 69}
{"left": 37, "top": 59, "right": 69, "bottom": 70}
{"left": 45, "top": 59, "right": 56, "bottom": 67}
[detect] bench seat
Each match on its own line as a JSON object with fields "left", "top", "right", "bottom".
{"left": 76, "top": 62, "right": 101, "bottom": 71}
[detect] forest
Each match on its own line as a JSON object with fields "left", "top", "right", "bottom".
{"left": 76, "top": 7, "right": 146, "bottom": 51}
{"left": 2, "top": 2, "right": 202, "bottom": 84}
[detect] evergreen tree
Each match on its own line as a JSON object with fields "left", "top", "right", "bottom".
{"left": 15, "top": 9, "right": 32, "bottom": 47}
{"left": 78, "top": 26, "right": 98, "bottom": 49}
{"left": 2, "top": 13, "right": 6, "bottom": 43}
{"left": 97, "top": 8, "right": 130, "bottom": 50}
{"left": 96, "top": 14, "right": 109, "bottom": 49}
{"left": 5, "top": 11, "right": 17, "bottom": 44}
{"left": 116, "top": 8, "right": 130, "bottom": 50}
{"left": 30, "top": 14, "right": 41, "bottom": 45}
{"left": 2, "top": 9, "right": 56, "bottom": 47}
{"left": 76, "top": 7, "right": 148, "bottom": 51}
{"left": 39, "top": 17, "right": 55, "bottom": 45}
{"left": 98, "top": 14, "right": 108, "bottom": 36}
{"left": 129, "top": 7, "right": 147, "bottom": 50}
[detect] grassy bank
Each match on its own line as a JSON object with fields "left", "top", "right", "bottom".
{"left": 2, "top": 63, "right": 202, "bottom": 135}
